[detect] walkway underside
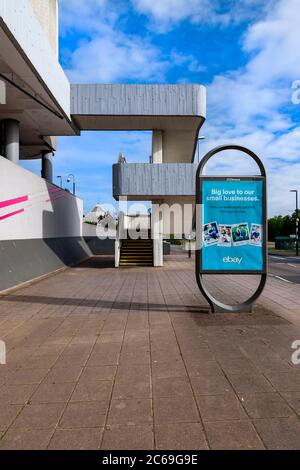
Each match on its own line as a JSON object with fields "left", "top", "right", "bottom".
{"left": 0, "top": 254, "right": 300, "bottom": 450}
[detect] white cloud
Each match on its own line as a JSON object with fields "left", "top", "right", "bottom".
{"left": 132, "top": 0, "right": 214, "bottom": 24}
{"left": 131, "top": 0, "right": 275, "bottom": 31}
{"left": 199, "top": 0, "right": 300, "bottom": 216}
{"left": 171, "top": 51, "right": 206, "bottom": 73}
{"left": 57, "top": 0, "right": 300, "bottom": 217}
{"left": 131, "top": 0, "right": 220, "bottom": 31}
{"left": 61, "top": 3, "right": 204, "bottom": 84}
{"left": 59, "top": 0, "right": 170, "bottom": 83}
{"left": 65, "top": 32, "right": 168, "bottom": 83}
{"left": 59, "top": 0, "right": 115, "bottom": 35}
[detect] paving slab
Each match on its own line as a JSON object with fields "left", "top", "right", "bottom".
{"left": 155, "top": 423, "right": 208, "bottom": 450}
{"left": 59, "top": 401, "right": 107, "bottom": 429}
{"left": 253, "top": 416, "right": 300, "bottom": 450}
{"left": 0, "top": 429, "right": 53, "bottom": 450}
{"left": 204, "top": 420, "right": 265, "bottom": 450}
{"left": 48, "top": 428, "right": 103, "bottom": 450}
{"left": 0, "top": 253, "right": 300, "bottom": 449}
{"left": 241, "top": 393, "right": 295, "bottom": 419}
{"left": 196, "top": 393, "right": 248, "bottom": 422}
{"left": 101, "top": 425, "right": 154, "bottom": 450}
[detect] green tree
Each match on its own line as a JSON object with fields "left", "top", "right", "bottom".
{"left": 268, "top": 211, "right": 300, "bottom": 241}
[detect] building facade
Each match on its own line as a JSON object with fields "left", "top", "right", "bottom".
{"left": 0, "top": 0, "right": 206, "bottom": 290}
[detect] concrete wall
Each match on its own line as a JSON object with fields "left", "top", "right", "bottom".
{"left": 82, "top": 222, "right": 115, "bottom": 255}
{"left": 71, "top": 84, "right": 205, "bottom": 117}
{"left": 0, "top": 156, "right": 90, "bottom": 291}
{"left": 113, "top": 163, "right": 197, "bottom": 199}
{"left": 0, "top": 156, "right": 83, "bottom": 240}
{"left": 28, "top": 0, "right": 58, "bottom": 56}
{"left": 0, "top": 0, "right": 70, "bottom": 117}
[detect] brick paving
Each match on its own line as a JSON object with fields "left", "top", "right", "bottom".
{"left": 0, "top": 253, "right": 300, "bottom": 450}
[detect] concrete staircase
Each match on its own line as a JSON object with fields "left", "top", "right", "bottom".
{"left": 119, "top": 237, "right": 153, "bottom": 267}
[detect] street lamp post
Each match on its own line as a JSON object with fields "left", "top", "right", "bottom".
{"left": 57, "top": 175, "right": 62, "bottom": 188}
{"left": 67, "top": 174, "right": 76, "bottom": 196}
{"left": 290, "top": 189, "right": 299, "bottom": 256}
{"left": 197, "top": 136, "right": 205, "bottom": 163}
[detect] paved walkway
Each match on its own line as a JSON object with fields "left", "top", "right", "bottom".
{"left": 0, "top": 254, "right": 300, "bottom": 450}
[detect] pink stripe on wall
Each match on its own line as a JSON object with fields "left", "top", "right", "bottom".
{"left": 0, "top": 209, "right": 24, "bottom": 221}
{"left": 46, "top": 192, "right": 68, "bottom": 203}
{"left": 0, "top": 195, "right": 28, "bottom": 209}
{"left": 48, "top": 187, "right": 62, "bottom": 194}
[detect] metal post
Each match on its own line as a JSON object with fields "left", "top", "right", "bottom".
{"left": 290, "top": 190, "right": 298, "bottom": 256}
{"left": 197, "top": 136, "right": 205, "bottom": 163}
{"left": 296, "top": 191, "right": 298, "bottom": 256}
{"left": 4, "top": 119, "right": 20, "bottom": 164}
{"left": 41, "top": 151, "right": 53, "bottom": 183}
{"left": 67, "top": 174, "right": 76, "bottom": 196}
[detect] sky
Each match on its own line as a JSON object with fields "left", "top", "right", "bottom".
{"left": 23, "top": 0, "right": 300, "bottom": 216}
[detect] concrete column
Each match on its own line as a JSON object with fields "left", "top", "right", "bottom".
{"left": 0, "top": 80, "right": 6, "bottom": 104}
{"left": 152, "top": 202, "right": 163, "bottom": 267}
{"left": 152, "top": 130, "right": 163, "bottom": 163}
{"left": 4, "top": 119, "right": 20, "bottom": 164}
{"left": 115, "top": 239, "right": 120, "bottom": 267}
{"left": 41, "top": 151, "right": 53, "bottom": 183}
{"left": 151, "top": 131, "right": 163, "bottom": 264}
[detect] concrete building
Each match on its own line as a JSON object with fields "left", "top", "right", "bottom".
{"left": 84, "top": 204, "right": 108, "bottom": 225}
{"left": 0, "top": 0, "right": 206, "bottom": 290}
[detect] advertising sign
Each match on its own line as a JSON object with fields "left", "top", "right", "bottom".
{"left": 200, "top": 177, "right": 266, "bottom": 273}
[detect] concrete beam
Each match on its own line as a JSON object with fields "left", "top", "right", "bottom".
{"left": 71, "top": 84, "right": 206, "bottom": 118}
{"left": 71, "top": 84, "right": 206, "bottom": 163}
{"left": 113, "top": 163, "right": 198, "bottom": 200}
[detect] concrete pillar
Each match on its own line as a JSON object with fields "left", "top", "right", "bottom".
{"left": 0, "top": 80, "right": 6, "bottom": 104}
{"left": 41, "top": 151, "right": 53, "bottom": 183}
{"left": 4, "top": 119, "right": 20, "bottom": 164}
{"left": 152, "top": 130, "right": 163, "bottom": 163}
{"left": 151, "top": 131, "right": 163, "bottom": 264}
{"left": 115, "top": 239, "right": 120, "bottom": 267}
{"left": 152, "top": 202, "right": 163, "bottom": 267}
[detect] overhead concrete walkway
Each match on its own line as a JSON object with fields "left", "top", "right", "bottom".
{"left": 0, "top": 253, "right": 300, "bottom": 450}
{"left": 71, "top": 84, "right": 206, "bottom": 163}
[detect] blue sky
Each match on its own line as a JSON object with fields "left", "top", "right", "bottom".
{"left": 23, "top": 0, "right": 300, "bottom": 216}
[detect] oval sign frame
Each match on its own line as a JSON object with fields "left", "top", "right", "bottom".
{"left": 195, "top": 144, "right": 267, "bottom": 313}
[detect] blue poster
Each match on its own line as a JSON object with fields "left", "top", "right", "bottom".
{"left": 201, "top": 179, "right": 264, "bottom": 271}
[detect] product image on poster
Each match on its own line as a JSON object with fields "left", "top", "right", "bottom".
{"left": 218, "top": 225, "right": 232, "bottom": 247}
{"left": 201, "top": 178, "right": 265, "bottom": 272}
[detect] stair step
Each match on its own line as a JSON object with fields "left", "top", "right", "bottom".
{"left": 121, "top": 249, "right": 153, "bottom": 252}
{"left": 122, "top": 243, "right": 152, "bottom": 245}
{"left": 122, "top": 251, "right": 152, "bottom": 253}
{"left": 120, "top": 263, "right": 153, "bottom": 267}
{"left": 120, "top": 236, "right": 153, "bottom": 267}
{"left": 121, "top": 247, "right": 152, "bottom": 249}
{"left": 121, "top": 250, "right": 153, "bottom": 253}
{"left": 121, "top": 258, "right": 153, "bottom": 261}
{"left": 122, "top": 242, "right": 152, "bottom": 244}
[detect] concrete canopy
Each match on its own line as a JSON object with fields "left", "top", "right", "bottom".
{"left": 71, "top": 84, "right": 206, "bottom": 163}
{"left": 0, "top": 0, "right": 78, "bottom": 159}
